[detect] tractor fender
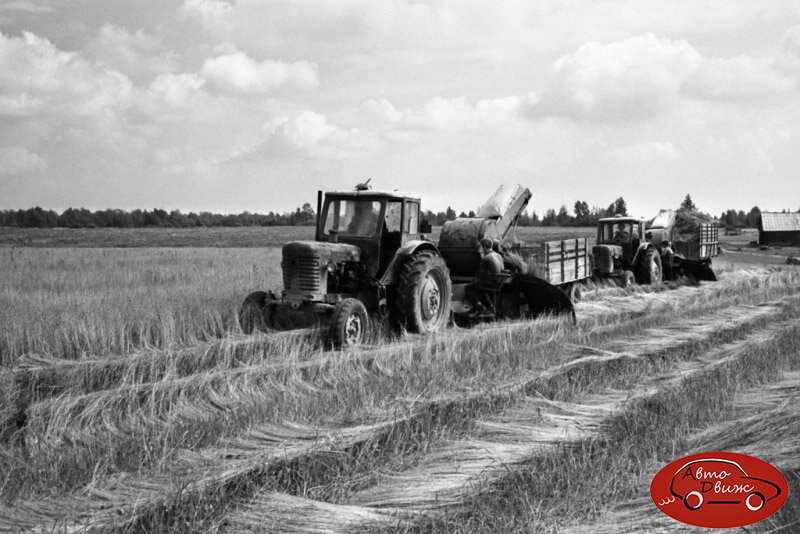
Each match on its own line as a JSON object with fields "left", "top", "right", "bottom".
{"left": 379, "top": 240, "right": 440, "bottom": 286}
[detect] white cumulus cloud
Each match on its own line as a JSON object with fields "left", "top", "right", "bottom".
{"left": 0, "top": 30, "right": 134, "bottom": 117}
{"left": 533, "top": 34, "right": 702, "bottom": 121}
{"left": 148, "top": 73, "right": 205, "bottom": 107}
{"left": 262, "top": 110, "right": 375, "bottom": 159}
{"left": 200, "top": 51, "right": 318, "bottom": 95}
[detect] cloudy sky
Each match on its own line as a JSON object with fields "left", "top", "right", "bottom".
{"left": 1, "top": 1, "right": 799, "bottom": 218}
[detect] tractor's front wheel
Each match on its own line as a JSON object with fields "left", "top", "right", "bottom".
{"left": 329, "top": 298, "right": 369, "bottom": 348}
{"left": 239, "top": 291, "right": 275, "bottom": 334}
{"left": 395, "top": 251, "right": 452, "bottom": 333}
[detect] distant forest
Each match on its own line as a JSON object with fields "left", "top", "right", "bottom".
{"left": 0, "top": 194, "right": 778, "bottom": 230}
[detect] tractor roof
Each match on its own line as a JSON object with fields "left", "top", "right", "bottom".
{"left": 325, "top": 190, "right": 420, "bottom": 202}
{"left": 598, "top": 216, "right": 644, "bottom": 224}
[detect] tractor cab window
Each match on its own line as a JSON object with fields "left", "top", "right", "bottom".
{"left": 612, "top": 223, "right": 631, "bottom": 243}
{"left": 385, "top": 201, "right": 402, "bottom": 232}
{"left": 405, "top": 201, "right": 420, "bottom": 234}
{"left": 599, "top": 221, "right": 636, "bottom": 244}
{"left": 323, "top": 199, "right": 381, "bottom": 238}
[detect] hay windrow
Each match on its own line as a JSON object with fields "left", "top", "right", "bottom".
{"left": 222, "top": 312, "right": 798, "bottom": 534}
{"left": 2, "top": 268, "right": 800, "bottom": 532}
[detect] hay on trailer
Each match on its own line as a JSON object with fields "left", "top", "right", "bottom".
{"left": 672, "top": 208, "right": 713, "bottom": 243}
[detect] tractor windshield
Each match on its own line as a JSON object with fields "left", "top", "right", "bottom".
{"left": 323, "top": 199, "right": 382, "bottom": 238}
{"left": 598, "top": 221, "right": 639, "bottom": 244}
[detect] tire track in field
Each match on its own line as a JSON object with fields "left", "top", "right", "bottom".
{"left": 217, "top": 302, "right": 794, "bottom": 533}
{"left": 0, "top": 275, "right": 793, "bottom": 532}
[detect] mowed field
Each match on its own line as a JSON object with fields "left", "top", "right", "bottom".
{"left": 1, "top": 226, "right": 799, "bottom": 533}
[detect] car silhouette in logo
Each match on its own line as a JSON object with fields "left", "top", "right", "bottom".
{"left": 670, "top": 458, "right": 782, "bottom": 512}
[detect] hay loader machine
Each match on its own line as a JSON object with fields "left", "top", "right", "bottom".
{"left": 240, "top": 183, "right": 576, "bottom": 348}
{"left": 591, "top": 211, "right": 718, "bottom": 287}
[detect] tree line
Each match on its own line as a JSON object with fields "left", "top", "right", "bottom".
{"left": 0, "top": 204, "right": 317, "bottom": 228}
{"left": 1, "top": 195, "right": 790, "bottom": 229}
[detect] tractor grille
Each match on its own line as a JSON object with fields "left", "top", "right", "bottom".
{"left": 593, "top": 247, "right": 614, "bottom": 273}
{"left": 282, "top": 252, "right": 322, "bottom": 297}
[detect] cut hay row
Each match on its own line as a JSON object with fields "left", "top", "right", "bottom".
{"left": 220, "top": 310, "right": 793, "bottom": 533}
{"left": 3, "top": 291, "right": 792, "bottom": 532}
{"left": 3, "top": 265, "right": 791, "bottom": 450}
{"left": 4, "top": 273, "right": 796, "bottom": 503}
{"left": 561, "top": 371, "right": 800, "bottom": 534}
{"left": 7, "top": 265, "right": 785, "bottom": 402}
{"left": 18, "top": 290, "right": 784, "bottom": 483}
{"left": 9, "top": 327, "right": 317, "bottom": 403}
{"left": 431, "top": 304, "right": 800, "bottom": 533}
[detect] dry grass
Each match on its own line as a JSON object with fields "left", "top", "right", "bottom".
{"left": 1, "top": 242, "right": 799, "bottom": 533}
{"left": 0, "top": 247, "right": 282, "bottom": 363}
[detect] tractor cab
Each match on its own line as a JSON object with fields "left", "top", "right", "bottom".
{"left": 593, "top": 216, "right": 647, "bottom": 283}
{"left": 316, "top": 190, "right": 423, "bottom": 278}
{"left": 596, "top": 216, "right": 644, "bottom": 261}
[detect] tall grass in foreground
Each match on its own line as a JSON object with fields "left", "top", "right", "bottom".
{"left": 0, "top": 248, "right": 282, "bottom": 363}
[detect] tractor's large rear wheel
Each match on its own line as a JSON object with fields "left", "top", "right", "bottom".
{"left": 395, "top": 251, "right": 452, "bottom": 333}
{"left": 637, "top": 248, "right": 663, "bottom": 285}
{"left": 239, "top": 291, "right": 275, "bottom": 334}
{"left": 329, "top": 298, "right": 369, "bottom": 348}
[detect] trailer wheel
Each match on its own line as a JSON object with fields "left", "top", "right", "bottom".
{"left": 239, "top": 291, "right": 275, "bottom": 334}
{"left": 329, "top": 298, "right": 369, "bottom": 348}
{"left": 395, "top": 251, "right": 452, "bottom": 333}
{"left": 621, "top": 270, "right": 635, "bottom": 288}
{"left": 637, "top": 248, "right": 663, "bottom": 284}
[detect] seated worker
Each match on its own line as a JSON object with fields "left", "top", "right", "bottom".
{"left": 465, "top": 237, "right": 505, "bottom": 314}
{"left": 346, "top": 201, "right": 379, "bottom": 237}
{"left": 613, "top": 224, "right": 630, "bottom": 243}
{"left": 479, "top": 237, "right": 504, "bottom": 274}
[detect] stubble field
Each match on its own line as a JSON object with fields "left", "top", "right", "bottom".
{"left": 1, "top": 226, "right": 799, "bottom": 533}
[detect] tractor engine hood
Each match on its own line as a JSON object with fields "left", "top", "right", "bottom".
{"left": 281, "top": 241, "right": 361, "bottom": 303}
{"left": 282, "top": 241, "right": 361, "bottom": 263}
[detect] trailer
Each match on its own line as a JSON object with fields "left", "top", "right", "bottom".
{"left": 512, "top": 237, "right": 591, "bottom": 302}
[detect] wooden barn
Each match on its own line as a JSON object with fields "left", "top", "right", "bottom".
{"left": 758, "top": 212, "right": 800, "bottom": 246}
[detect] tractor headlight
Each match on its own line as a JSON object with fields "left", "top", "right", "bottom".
{"left": 326, "top": 261, "right": 337, "bottom": 273}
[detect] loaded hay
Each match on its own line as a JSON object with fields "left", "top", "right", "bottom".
{"left": 673, "top": 208, "right": 713, "bottom": 243}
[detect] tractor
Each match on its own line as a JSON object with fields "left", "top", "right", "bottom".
{"left": 592, "top": 211, "right": 718, "bottom": 287}
{"left": 240, "top": 182, "right": 575, "bottom": 348}
{"left": 240, "top": 182, "right": 452, "bottom": 347}
{"left": 592, "top": 216, "right": 662, "bottom": 287}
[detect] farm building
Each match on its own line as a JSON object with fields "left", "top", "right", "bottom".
{"left": 758, "top": 212, "right": 800, "bottom": 246}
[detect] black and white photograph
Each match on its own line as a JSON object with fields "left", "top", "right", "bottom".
{"left": 1, "top": 1, "right": 799, "bottom": 532}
